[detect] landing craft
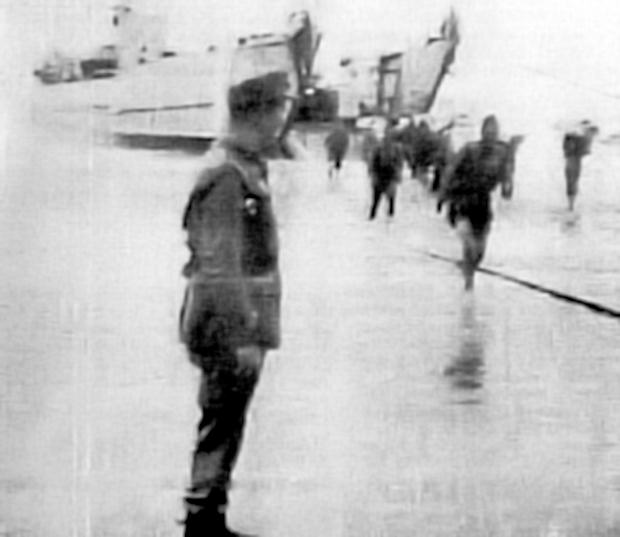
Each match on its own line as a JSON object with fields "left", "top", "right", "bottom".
{"left": 337, "top": 9, "right": 460, "bottom": 121}
{"left": 34, "top": 6, "right": 457, "bottom": 150}
{"left": 109, "top": 33, "right": 302, "bottom": 150}
{"left": 106, "top": 8, "right": 459, "bottom": 149}
{"left": 33, "top": 2, "right": 168, "bottom": 84}
{"left": 106, "top": 9, "right": 326, "bottom": 149}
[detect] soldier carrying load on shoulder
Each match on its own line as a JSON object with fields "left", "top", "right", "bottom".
{"left": 562, "top": 120, "right": 598, "bottom": 211}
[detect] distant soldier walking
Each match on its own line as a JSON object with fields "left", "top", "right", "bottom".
{"left": 368, "top": 128, "right": 404, "bottom": 220}
{"left": 324, "top": 120, "right": 350, "bottom": 179}
{"left": 179, "top": 70, "right": 295, "bottom": 537}
{"left": 410, "top": 120, "right": 437, "bottom": 180}
{"left": 563, "top": 120, "right": 598, "bottom": 211}
{"left": 396, "top": 117, "right": 454, "bottom": 189}
{"left": 395, "top": 119, "right": 420, "bottom": 178}
{"left": 437, "top": 115, "right": 517, "bottom": 289}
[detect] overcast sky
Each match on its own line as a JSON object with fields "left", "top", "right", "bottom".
{"left": 5, "top": 1, "right": 620, "bottom": 65}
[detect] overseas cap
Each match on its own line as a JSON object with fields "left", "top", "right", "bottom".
{"left": 227, "top": 34, "right": 298, "bottom": 118}
{"left": 228, "top": 71, "right": 291, "bottom": 117}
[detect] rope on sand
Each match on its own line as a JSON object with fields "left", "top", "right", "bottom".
{"left": 424, "top": 250, "right": 620, "bottom": 320}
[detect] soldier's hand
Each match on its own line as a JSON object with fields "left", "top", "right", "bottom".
{"left": 236, "top": 345, "right": 264, "bottom": 373}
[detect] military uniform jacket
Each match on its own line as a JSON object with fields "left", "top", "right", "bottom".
{"left": 443, "top": 140, "right": 513, "bottom": 200}
{"left": 563, "top": 133, "right": 590, "bottom": 159}
{"left": 369, "top": 139, "right": 404, "bottom": 190}
{"left": 179, "top": 139, "right": 281, "bottom": 355}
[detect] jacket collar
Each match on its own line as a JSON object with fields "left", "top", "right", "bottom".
{"left": 221, "top": 137, "right": 264, "bottom": 165}
{"left": 220, "top": 137, "right": 270, "bottom": 197}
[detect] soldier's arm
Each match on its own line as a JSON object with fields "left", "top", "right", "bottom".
{"left": 397, "top": 143, "right": 405, "bottom": 164}
{"left": 562, "top": 134, "right": 573, "bottom": 157}
{"left": 342, "top": 130, "right": 351, "bottom": 152}
{"left": 324, "top": 131, "right": 334, "bottom": 148}
{"left": 498, "top": 142, "right": 515, "bottom": 198}
{"left": 437, "top": 144, "right": 467, "bottom": 205}
{"left": 369, "top": 147, "right": 381, "bottom": 177}
{"left": 436, "top": 119, "right": 455, "bottom": 135}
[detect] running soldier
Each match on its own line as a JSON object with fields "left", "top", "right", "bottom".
{"left": 437, "top": 115, "right": 518, "bottom": 290}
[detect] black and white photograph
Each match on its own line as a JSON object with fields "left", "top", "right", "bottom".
{"left": 2, "top": 1, "right": 620, "bottom": 536}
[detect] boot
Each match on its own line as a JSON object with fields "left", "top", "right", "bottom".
{"left": 183, "top": 509, "right": 256, "bottom": 537}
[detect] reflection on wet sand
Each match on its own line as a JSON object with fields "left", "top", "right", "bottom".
{"left": 3, "top": 106, "right": 620, "bottom": 536}
{"left": 444, "top": 299, "right": 485, "bottom": 394}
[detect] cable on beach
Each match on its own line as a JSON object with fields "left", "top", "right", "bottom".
{"left": 424, "top": 250, "right": 620, "bottom": 320}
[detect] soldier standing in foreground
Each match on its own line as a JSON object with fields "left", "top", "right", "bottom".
{"left": 437, "top": 115, "right": 516, "bottom": 290}
{"left": 179, "top": 70, "right": 295, "bottom": 537}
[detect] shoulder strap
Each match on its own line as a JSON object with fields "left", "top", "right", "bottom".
{"left": 227, "top": 156, "right": 271, "bottom": 198}
{"left": 225, "top": 159, "right": 251, "bottom": 185}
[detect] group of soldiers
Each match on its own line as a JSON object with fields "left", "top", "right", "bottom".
{"left": 325, "top": 112, "right": 597, "bottom": 290}
{"left": 175, "top": 58, "right": 599, "bottom": 535}
{"left": 325, "top": 117, "right": 450, "bottom": 220}
{"left": 325, "top": 114, "right": 521, "bottom": 289}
